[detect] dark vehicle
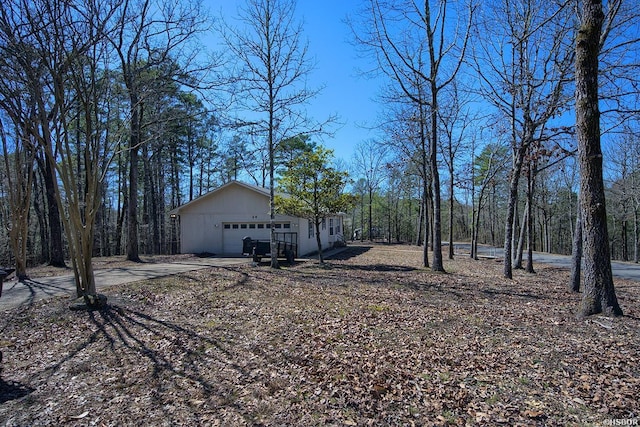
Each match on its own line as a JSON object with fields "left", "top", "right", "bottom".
{"left": 243, "top": 233, "right": 297, "bottom": 265}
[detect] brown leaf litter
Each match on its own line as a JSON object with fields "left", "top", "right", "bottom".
{"left": 0, "top": 244, "right": 638, "bottom": 426}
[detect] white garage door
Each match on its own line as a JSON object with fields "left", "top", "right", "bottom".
{"left": 222, "top": 222, "right": 291, "bottom": 254}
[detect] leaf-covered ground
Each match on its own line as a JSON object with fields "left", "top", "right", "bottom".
{"left": 1, "top": 244, "right": 639, "bottom": 426}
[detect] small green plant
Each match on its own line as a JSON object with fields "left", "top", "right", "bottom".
{"left": 486, "top": 393, "right": 500, "bottom": 405}
{"left": 419, "top": 373, "right": 432, "bottom": 381}
{"left": 367, "top": 304, "right": 389, "bottom": 312}
{"left": 518, "top": 376, "right": 531, "bottom": 385}
{"left": 441, "top": 410, "right": 456, "bottom": 423}
{"left": 439, "top": 371, "right": 451, "bottom": 382}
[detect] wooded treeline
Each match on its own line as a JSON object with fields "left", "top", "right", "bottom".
{"left": 345, "top": 0, "right": 640, "bottom": 278}
{"left": 0, "top": 0, "right": 639, "bottom": 280}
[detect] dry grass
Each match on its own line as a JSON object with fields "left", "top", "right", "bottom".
{"left": 1, "top": 244, "right": 638, "bottom": 426}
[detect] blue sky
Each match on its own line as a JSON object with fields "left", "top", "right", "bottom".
{"left": 210, "top": 0, "right": 382, "bottom": 164}
{"left": 298, "top": 2, "right": 380, "bottom": 162}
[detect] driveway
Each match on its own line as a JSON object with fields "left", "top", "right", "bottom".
{"left": 0, "top": 256, "right": 249, "bottom": 311}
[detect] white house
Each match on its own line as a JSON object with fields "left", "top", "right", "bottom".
{"left": 169, "top": 180, "right": 345, "bottom": 257}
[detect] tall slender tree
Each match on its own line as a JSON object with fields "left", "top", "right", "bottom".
{"left": 352, "top": 0, "right": 475, "bottom": 272}
{"left": 109, "top": 0, "right": 211, "bottom": 262}
{"left": 575, "top": 0, "right": 622, "bottom": 316}
{"left": 0, "top": 0, "right": 124, "bottom": 306}
{"left": 0, "top": 120, "right": 35, "bottom": 280}
{"left": 221, "top": 0, "right": 324, "bottom": 268}
{"left": 471, "top": 0, "right": 575, "bottom": 279}
{"left": 352, "top": 141, "right": 388, "bottom": 242}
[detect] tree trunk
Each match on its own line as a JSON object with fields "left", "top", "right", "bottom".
{"left": 416, "top": 191, "right": 423, "bottom": 246}
{"left": 41, "top": 155, "right": 66, "bottom": 267}
{"left": 470, "top": 207, "right": 477, "bottom": 260}
{"left": 315, "top": 218, "right": 324, "bottom": 264}
{"left": 448, "top": 175, "right": 454, "bottom": 259}
{"left": 126, "top": 86, "right": 143, "bottom": 261}
{"left": 514, "top": 199, "right": 527, "bottom": 269}
{"left": 634, "top": 205, "right": 639, "bottom": 263}
{"left": 368, "top": 187, "right": 374, "bottom": 240}
{"left": 525, "top": 172, "right": 535, "bottom": 274}
{"left": 32, "top": 175, "right": 49, "bottom": 264}
{"left": 127, "top": 144, "right": 141, "bottom": 261}
{"left": 361, "top": 192, "right": 365, "bottom": 242}
{"left": 269, "top": 98, "right": 279, "bottom": 269}
{"left": 570, "top": 206, "right": 582, "bottom": 292}
{"left": 422, "top": 178, "right": 430, "bottom": 268}
{"left": 503, "top": 151, "right": 525, "bottom": 279}
{"left": 429, "top": 86, "right": 444, "bottom": 272}
{"left": 575, "top": 0, "right": 622, "bottom": 316}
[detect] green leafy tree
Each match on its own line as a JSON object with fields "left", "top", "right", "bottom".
{"left": 276, "top": 146, "right": 353, "bottom": 264}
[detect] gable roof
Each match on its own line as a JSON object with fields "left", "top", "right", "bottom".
{"left": 168, "top": 180, "right": 271, "bottom": 215}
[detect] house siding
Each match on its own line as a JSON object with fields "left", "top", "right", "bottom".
{"left": 171, "top": 181, "right": 344, "bottom": 256}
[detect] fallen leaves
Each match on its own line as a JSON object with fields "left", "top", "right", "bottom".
{"left": 0, "top": 244, "right": 639, "bottom": 426}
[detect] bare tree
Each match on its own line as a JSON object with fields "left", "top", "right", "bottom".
{"left": 109, "top": 0, "right": 212, "bottom": 262}
{"left": 0, "top": 120, "right": 35, "bottom": 280}
{"left": 471, "top": 0, "right": 575, "bottom": 279}
{"left": 376, "top": 82, "right": 432, "bottom": 266}
{"left": 469, "top": 141, "right": 509, "bottom": 260}
{"left": 575, "top": 0, "right": 622, "bottom": 316}
{"left": 0, "top": 4, "right": 66, "bottom": 271}
{"left": 0, "top": 0, "right": 124, "bottom": 306}
{"left": 569, "top": 205, "right": 582, "bottom": 292}
{"left": 439, "top": 81, "right": 473, "bottom": 259}
{"left": 352, "top": 0, "right": 475, "bottom": 272}
{"left": 352, "top": 141, "right": 389, "bottom": 242}
{"left": 221, "top": 0, "right": 326, "bottom": 268}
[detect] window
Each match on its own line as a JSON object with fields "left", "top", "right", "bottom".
{"left": 266, "top": 223, "right": 271, "bottom": 228}
{"left": 232, "top": 224, "right": 239, "bottom": 229}
{"left": 249, "top": 224, "right": 256, "bottom": 229}
{"left": 329, "top": 218, "right": 334, "bottom": 236}
{"left": 275, "top": 223, "right": 282, "bottom": 229}
{"left": 322, "top": 218, "right": 326, "bottom": 230}
{"left": 257, "top": 224, "right": 265, "bottom": 229}
{"left": 283, "top": 223, "right": 291, "bottom": 229}
{"left": 241, "top": 224, "right": 247, "bottom": 229}
{"left": 224, "top": 224, "right": 230, "bottom": 229}
{"left": 308, "top": 220, "right": 313, "bottom": 238}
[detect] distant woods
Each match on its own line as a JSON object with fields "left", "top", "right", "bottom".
{"left": 0, "top": 0, "right": 639, "bottom": 285}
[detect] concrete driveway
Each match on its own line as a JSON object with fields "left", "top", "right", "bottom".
{"left": 0, "top": 256, "right": 249, "bottom": 312}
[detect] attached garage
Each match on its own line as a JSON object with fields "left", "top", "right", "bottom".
{"left": 221, "top": 222, "right": 292, "bottom": 254}
{"left": 169, "top": 180, "right": 344, "bottom": 257}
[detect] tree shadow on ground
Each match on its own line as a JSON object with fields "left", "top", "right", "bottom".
{"left": 0, "top": 378, "right": 34, "bottom": 403}
{"left": 286, "top": 261, "right": 467, "bottom": 298}
{"left": 325, "top": 245, "right": 372, "bottom": 261}
{"left": 481, "top": 288, "right": 543, "bottom": 300}
{"left": 12, "top": 268, "right": 269, "bottom": 424}
{"left": 332, "top": 263, "right": 418, "bottom": 273}
{"left": 61, "top": 302, "right": 260, "bottom": 423}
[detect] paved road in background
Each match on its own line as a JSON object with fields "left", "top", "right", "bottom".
{"left": 453, "top": 243, "right": 640, "bottom": 282}
{"left": 0, "top": 257, "right": 249, "bottom": 311}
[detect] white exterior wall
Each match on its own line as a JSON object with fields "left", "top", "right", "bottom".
{"left": 179, "top": 213, "right": 221, "bottom": 254}
{"left": 173, "top": 181, "right": 345, "bottom": 257}
{"left": 177, "top": 182, "right": 273, "bottom": 254}
{"left": 297, "top": 215, "right": 344, "bottom": 256}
